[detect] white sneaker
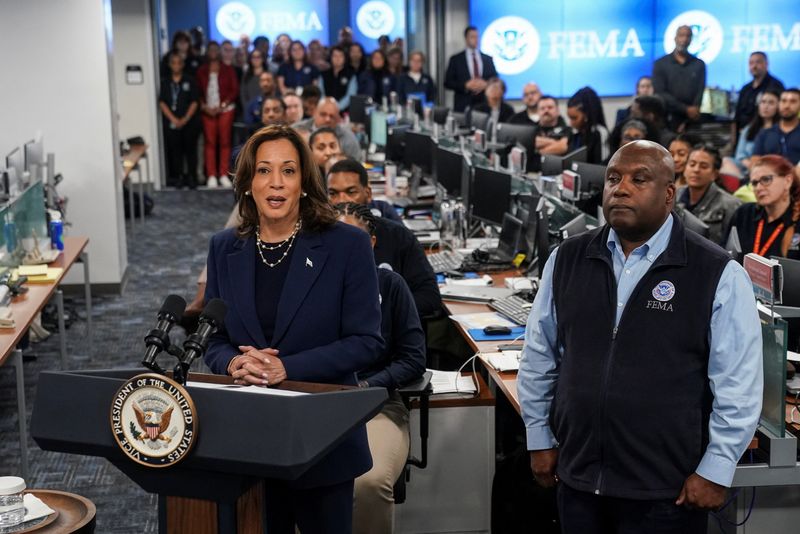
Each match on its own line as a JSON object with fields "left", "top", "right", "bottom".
{"left": 219, "top": 175, "right": 233, "bottom": 188}
{"left": 206, "top": 176, "right": 219, "bottom": 188}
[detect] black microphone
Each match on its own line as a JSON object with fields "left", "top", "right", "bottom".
{"left": 174, "top": 298, "right": 227, "bottom": 383}
{"left": 142, "top": 294, "right": 186, "bottom": 371}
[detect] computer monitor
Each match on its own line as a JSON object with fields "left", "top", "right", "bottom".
{"left": 701, "top": 88, "right": 730, "bottom": 117}
{"left": 540, "top": 155, "right": 564, "bottom": 177}
{"left": 470, "top": 110, "right": 490, "bottom": 131}
{"left": 559, "top": 213, "right": 589, "bottom": 239}
{"left": 404, "top": 131, "right": 435, "bottom": 175}
{"left": 6, "top": 148, "right": 24, "bottom": 179}
{"left": 496, "top": 213, "right": 524, "bottom": 261}
{"left": 386, "top": 124, "right": 410, "bottom": 162}
{"left": 435, "top": 146, "right": 465, "bottom": 196}
{"left": 349, "top": 95, "right": 372, "bottom": 124}
{"left": 563, "top": 146, "right": 587, "bottom": 167}
{"left": 569, "top": 161, "right": 606, "bottom": 194}
{"left": 514, "top": 192, "right": 542, "bottom": 259}
{"left": 433, "top": 106, "right": 450, "bottom": 125}
{"left": 406, "top": 93, "right": 425, "bottom": 115}
{"left": 24, "top": 138, "right": 44, "bottom": 176}
{"left": 370, "top": 110, "right": 388, "bottom": 147}
{"left": 471, "top": 166, "right": 512, "bottom": 226}
{"left": 496, "top": 123, "right": 536, "bottom": 149}
{"left": 452, "top": 112, "right": 468, "bottom": 128}
{"left": 771, "top": 256, "right": 800, "bottom": 307}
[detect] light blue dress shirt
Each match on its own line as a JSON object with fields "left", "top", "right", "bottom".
{"left": 518, "top": 214, "right": 763, "bottom": 488}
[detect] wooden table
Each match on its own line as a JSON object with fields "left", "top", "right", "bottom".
{"left": 0, "top": 236, "right": 91, "bottom": 481}
{"left": 22, "top": 490, "right": 96, "bottom": 533}
{"left": 121, "top": 144, "right": 149, "bottom": 234}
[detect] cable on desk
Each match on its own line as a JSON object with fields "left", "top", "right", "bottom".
{"left": 454, "top": 353, "right": 481, "bottom": 397}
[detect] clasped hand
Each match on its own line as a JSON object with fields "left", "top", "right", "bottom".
{"left": 229, "top": 345, "right": 287, "bottom": 386}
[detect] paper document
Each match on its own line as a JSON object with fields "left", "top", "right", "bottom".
{"left": 445, "top": 275, "right": 494, "bottom": 287}
{"left": 788, "top": 350, "right": 800, "bottom": 363}
{"left": 187, "top": 381, "right": 309, "bottom": 397}
{"left": 429, "top": 370, "right": 477, "bottom": 394}
{"left": 450, "top": 312, "right": 515, "bottom": 330}
{"left": 484, "top": 351, "right": 522, "bottom": 372}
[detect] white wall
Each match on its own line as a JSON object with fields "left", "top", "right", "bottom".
{"left": 112, "top": 0, "right": 163, "bottom": 190}
{"left": 0, "top": 0, "right": 127, "bottom": 286}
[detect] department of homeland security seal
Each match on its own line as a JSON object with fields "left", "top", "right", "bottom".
{"left": 652, "top": 280, "right": 676, "bottom": 302}
{"left": 110, "top": 373, "right": 197, "bottom": 468}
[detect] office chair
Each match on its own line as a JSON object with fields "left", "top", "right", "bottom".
{"left": 393, "top": 370, "right": 433, "bottom": 505}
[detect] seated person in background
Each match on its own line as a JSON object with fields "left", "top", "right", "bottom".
{"left": 727, "top": 154, "right": 800, "bottom": 258}
{"left": 472, "top": 77, "right": 515, "bottom": 125}
{"left": 231, "top": 96, "right": 289, "bottom": 168}
{"left": 326, "top": 163, "right": 440, "bottom": 317}
{"left": 613, "top": 120, "right": 648, "bottom": 152}
{"left": 556, "top": 86, "right": 609, "bottom": 164}
{"left": 309, "top": 127, "right": 343, "bottom": 177}
{"left": 753, "top": 88, "right": 800, "bottom": 165}
{"left": 244, "top": 71, "right": 278, "bottom": 125}
{"left": 615, "top": 75, "right": 654, "bottom": 126}
{"left": 397, "top": 51, "right": 436, "bottom": 105}
{"left": 334, "top": 203, "right": 426, "bottom": 534}
{"left": 531, "top": 95, "right": 570, "bottom": 169}
{"left": 327, "top": 158, "right": 401, "bottom": 222}
{"left": 295, "top": 97, "right": 361, "bottom": 159}
{"left": 282, "top": 91, "right": 305, "bottom": 124}
{"left": 676, "top": 144, "right": 741, "bottom": 244}
{"left": 733, "top": 51, "right": 785, "bottom": 147}
{"left": 669, "top": 133, "right": 699, "bottom": 187}
{"left": 301, "top": 84, "right": 322, "bottom": 119}
{"left": 631, "top": 95, "right": 674, "bottom": 147}
{"left": 722, "top": 89, "right": 780, "bottom": 178}
{"left": 509, "top": 82, "right": 542, "bottom": 126}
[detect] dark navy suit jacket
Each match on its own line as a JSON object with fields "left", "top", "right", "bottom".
{"left": 203, "top": 223, "right": 385, "bottom": 487}
{"left": 444, "top": 50, "right": 498, "bottom": 112}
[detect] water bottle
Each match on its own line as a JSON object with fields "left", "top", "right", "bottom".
{"left": 49, "top": 212, "right": 64, "bottom": 251}
{"left": 389, "top": 91, "right": 399, "bottom": 112}
{"left": 439, "top": 198, "right": 454, "bottom": 240}
{"left": 450, "top": 198, "right": 467, "bottom": 249}
{"left": 0, "top": 476, "right": 25, "bottom": 528}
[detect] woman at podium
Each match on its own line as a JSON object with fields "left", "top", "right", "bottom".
{"left": 203, "top": 124, "right": 384, "bottom": 533}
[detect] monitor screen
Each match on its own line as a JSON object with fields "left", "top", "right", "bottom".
{"left": 370, "top": 110, "right": 388, "bottom": 147}
{"left": 497, "top": 213, "right": 524, "bottom": 260}
{"left": 569, "top": 161, "right": 607, "bottom": 193}
{"left": 208, "top": 0, "right": 330, "bottom": 44}
{"left": 470, "top": 0, "right": 800, "bottom": 98}
{"left": 540, "top": 155, "right": 563, "bottom": 177}
{"left": 404, "top": 131, "right": 434, "bottom": 175}
{"left": 470, "top": 110, "right": 490, "bottom": 131}
{"left": 471, "top": 167, "right": 513, "bottom": 226}
{"left": 435, "top": 146, "right": 465, "bottom": 196}
{"left": 349, "top": 95, "right": 372, "bottom": 124}
{"left": 559, "top": 213, "right": 589, "bottom": 239}
{"left": 24, "top": 139, "right": 43, "bottom": 176}
{"left": 6, "top": 148, "right": 24, "bottom": 178}
{"left": 496, "top": 123, "right": 536, "bottom": 148}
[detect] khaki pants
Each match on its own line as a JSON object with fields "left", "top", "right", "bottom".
{"left": 353, "top": 395, "right": 410, "bottom": 534}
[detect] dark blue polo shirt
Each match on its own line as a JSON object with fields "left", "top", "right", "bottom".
{"left": 753, "top": 123, "right": 800, "bottom": 164}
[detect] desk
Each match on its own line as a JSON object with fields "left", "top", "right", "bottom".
{"left": 0, "top": 236, "right": 91, "bottom": 481}
{"left": 121, "top": 144, "right": 149, "bottom": 234}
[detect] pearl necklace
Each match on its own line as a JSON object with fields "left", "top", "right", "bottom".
{"left": 256, "top": 220, "right": 302, "bottom": 268}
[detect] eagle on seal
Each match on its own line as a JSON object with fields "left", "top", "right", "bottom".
{"left": 133, "top": 403, "right": 174, "bottom": 443}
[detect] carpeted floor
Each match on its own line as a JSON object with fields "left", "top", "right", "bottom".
{"left": 0, "top": 189, "right": 235, "bottom": 533}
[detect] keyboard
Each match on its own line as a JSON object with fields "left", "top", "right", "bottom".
{"left": 489, "top": 295, "right": 534, "bottom": 326}
{"left": 428, "top": 250, "right": 466, "bottom": 273}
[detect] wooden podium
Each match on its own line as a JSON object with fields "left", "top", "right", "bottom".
{"left": 31, "top": 369, "right": 387, "bottom": 533}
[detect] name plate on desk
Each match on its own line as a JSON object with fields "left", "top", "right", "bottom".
{"left": 744, "top": 253, "right": 782, "bottom": 304}
{"left": 110, "top": 373, "right": 197, "bottom": 468}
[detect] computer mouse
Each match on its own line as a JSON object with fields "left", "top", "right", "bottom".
{"left": 483, "top": 325, "right": 512, "bottom": 336}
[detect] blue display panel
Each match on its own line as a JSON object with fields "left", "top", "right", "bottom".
{"left": 349, "top": 0, "right": 407, "bottom": 50}
{"left": 208, "top": 0, "right": 330, "bottom": 45}
{"left": 470, "top": 0, "right": 800, "bottom": 99}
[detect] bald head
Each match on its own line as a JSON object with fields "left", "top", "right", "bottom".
{"left": 314, "top": 97, "right": 341, "bottom": 128}
{"left": 603, "top": 140, "right": 676, "bottom": 248}
{"left": 522, "top": 82, "right": 541, "bottom": 109}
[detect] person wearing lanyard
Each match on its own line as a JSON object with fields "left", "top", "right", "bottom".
{"left": 158, "top": 52, "right": 200, "bottom": 189}
{"left": 727, "top": 154, "right": 800, "bottom": 258}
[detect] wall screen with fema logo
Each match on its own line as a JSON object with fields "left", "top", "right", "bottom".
{"left": 471, "top": 0, "right": 800, "bottom": 98}
{"left": 208, "top": 0, "right": 330, "bottom": 45}
{"left": 350, "top": 0, "right": 407, "bottom": 49}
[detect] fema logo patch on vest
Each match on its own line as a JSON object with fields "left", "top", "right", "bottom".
{"left": 652, "top": 280, "right": 676, "bottom": 302}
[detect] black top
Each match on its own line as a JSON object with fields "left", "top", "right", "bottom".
{"left": 358, "top": 268, "right": 426, "bottom": 389}
{"left": 473, "top": 102, "right": 516, "bottom": 124}
{"left": 397, "top": 72, "right": 436, "bottom": 104}
{"left": 734, "top": 72, "right": 784, "bottom": 131}
{"left": 158, "top": 75, "right": 200, "bottom": 123}
{"left": 373, "top": 218, "right": 441, "bottom": 317}
{"left": 528, "top": 117, "right": 569, "bottom": 172}
{"left": 278, "top": 62, "right": 320, "bottom": 91}
{"left": 727, "top": 202, "right": 799, "bottom": 259}
{"left": 753, "top": 123, "right": 800, "bottom": 165}
{"left": 254, "top": 239, "right": 296, "bottom": 345}
{"left": 508, "top": 110, "right": 538, "bottom": 126}
{"left": 567, "top": 125, "right": 609, "bottom": 165}
{"left": 321, "top": 66, "right": 356, "bottom": 102}
{"left": 652, "top": 52, "right": 706, "bottom": 126}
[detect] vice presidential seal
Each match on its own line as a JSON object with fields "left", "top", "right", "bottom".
{"left": 110, "top": 373, "right": 197, "bottom": 468}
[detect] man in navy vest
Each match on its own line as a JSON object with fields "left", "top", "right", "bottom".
{"left": 518, "top": 140, "right": 763, "bottom": 533}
